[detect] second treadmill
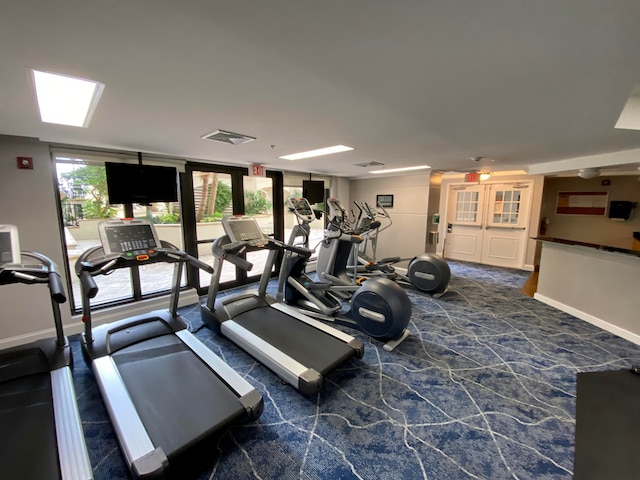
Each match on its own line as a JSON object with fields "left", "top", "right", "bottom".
{"left": 201, "top": 215, "right": 364, "bottom": 395}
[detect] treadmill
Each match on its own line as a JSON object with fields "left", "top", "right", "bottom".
{"left": 201, "top": 215, "right": 364, "bottom": 396}
{"left": 76, "top": 219, "right": 263, "bottom": 479}
{"left": 0, "top": 224, "right": 93, "bottom": 480}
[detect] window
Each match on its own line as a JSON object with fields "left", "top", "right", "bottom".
{"left": 455, "top": 191, "right": 479, "bottom": 223}
{"left": 54, "top": 153, "right": 185, "bottom": 312}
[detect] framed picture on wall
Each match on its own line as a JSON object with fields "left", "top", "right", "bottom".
{"left": 376, "top": 194, "right": 394, "bottom": 208}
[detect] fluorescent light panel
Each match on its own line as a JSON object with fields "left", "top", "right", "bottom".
{"left": 370, "top": 165, "right": 431, "bottom": 174}
{"left": 31, "top": 70, "right": 104, "bottom": 127}
{"left": 279, "top": 145, "right": 354, "bottom": 160}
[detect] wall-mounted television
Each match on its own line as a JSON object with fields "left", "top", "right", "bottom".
{"left": 302, "top": 180, "right": 325, "bottom": 204}
{"left": 105, "top": 162, "right": 178, "bottom": 205}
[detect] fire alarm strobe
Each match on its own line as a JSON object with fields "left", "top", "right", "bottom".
{"left": 17, "top": 157, "right": 33, "bottom": 169}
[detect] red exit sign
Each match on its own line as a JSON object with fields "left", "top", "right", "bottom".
{"left": 465, "top": 172, "right": 479, "bottom": 182}
{"left": 251, "top": 164, "right": 265, "bottom": 177}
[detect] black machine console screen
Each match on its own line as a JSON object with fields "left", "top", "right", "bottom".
{"left": 104, "top": 224, "right": 158, "bottom": 255}
{"left": 226, "top": 219, "right": 265, "bottom": 243}
{"left": 289, "top": 198, "right": 313, "bottom": 216}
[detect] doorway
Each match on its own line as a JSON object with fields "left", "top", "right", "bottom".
{"left": 181, "top": 163, "right": 283, "bottom": 294}
{"left": 443, "top": 181, "right": 532, "bottom": 269}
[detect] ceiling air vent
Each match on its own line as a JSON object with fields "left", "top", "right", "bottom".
{"left": 354, "top": 161, "right": 385, "bottom": 168}
{"left": 201, "top": 129, "right": 256, "bottom": 145}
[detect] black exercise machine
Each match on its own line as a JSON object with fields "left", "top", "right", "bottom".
{"left": 345, "top": 199, "right": 450, "bottom": 297}
{"left": 277, "top": 198, "right": 412, "bottom": 351}
{"left": 0, "top": 224, "right": 93, "bottom": 480}
{"left": 76, "top": 219, "right": 263, "bottom": 479}
{"left": 201, "top": 215, "right": 364, "bottom": 396}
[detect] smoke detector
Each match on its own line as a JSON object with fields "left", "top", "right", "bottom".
{"left": 201, "top": 129, "right": 256, "bottom": 145}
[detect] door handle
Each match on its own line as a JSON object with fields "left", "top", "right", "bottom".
{"left": 485, "top": 226, "right": 526, "bottom": 230}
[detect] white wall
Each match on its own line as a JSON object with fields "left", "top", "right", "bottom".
{"left": 535, "top": 241, "right": 640, "bottom": 345}
{"left": 0, "top": 136, "right": 70, "bottom": 341}
{"left": 348, "top": 173, "right": 431, "bottom": 260}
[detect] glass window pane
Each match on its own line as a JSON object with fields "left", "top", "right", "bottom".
{"left": 57, "top": 161, "right": 131, "bottom": 310}
{"left": 192, "top": 172, "right": 234, "bottom": 287}
{"left": 244, "top": 176, "right": 275, "bottom": 278}
{"left": 135, "top": 202, "right": 184, "bottom": 296}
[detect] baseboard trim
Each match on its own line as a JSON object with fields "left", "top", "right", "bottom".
{"left": 534, "top": 292, "right": 640, "bottom": 346}
{"left": 0, "top": 289, "right": 201, "bottom": 350}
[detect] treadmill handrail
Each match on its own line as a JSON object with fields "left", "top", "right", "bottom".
{"left": 1, "top": 251, "right": 67, "bottom": 347}
{"left": 76, "top": 241, "right": 214, "bottom": 344}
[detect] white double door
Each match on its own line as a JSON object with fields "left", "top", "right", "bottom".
{"left": 443, "top": 181, "right": 532, "bottom": 269}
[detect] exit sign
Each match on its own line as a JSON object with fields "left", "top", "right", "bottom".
{"left": 465, "top": 172, "right": 479, "bottom": 182}
{"left": 251, "top": 164, "right": 265, "bottom": 177}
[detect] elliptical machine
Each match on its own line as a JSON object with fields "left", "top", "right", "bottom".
{"left": 348, "top": 200, "right": 451, "bottom": 298}
{"left": 277, "top": 197, "right": 412, "bottom": 352}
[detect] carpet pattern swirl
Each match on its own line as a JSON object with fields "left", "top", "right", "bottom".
{"left": 72, "top": 261, "right": 640, "bottom": 479}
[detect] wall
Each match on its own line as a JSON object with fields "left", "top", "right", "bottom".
{"left": 0, "top": 136, "right": 70, "bottom": 341}
{"left": 535, "top": 241, "right": 640, "bottom": 345}
{"left": 540, "top": 175, "right": 640, "bottom": 249}
{"left": 348, "top": 173, "right": 430, "bottom": 261}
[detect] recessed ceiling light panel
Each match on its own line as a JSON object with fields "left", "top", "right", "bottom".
{"left": 369, "top": 165, "right": 431, "bottom": 174}
{"left": 31, "top": 69, "right": 104, "bottom": 127}
{"left": 279, "top": 145, "right": 354, "bottom": 160}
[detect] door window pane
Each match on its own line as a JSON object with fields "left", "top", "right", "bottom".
{"left": 491, "top": 189, "right": 521, "bottom": 226}
{"left": 244, "top": 176, "right": 274, "bottom": 279}
{"left": 455, "top": 190, "right": 479, "bottom": 224}
{"left": 191, "top": 171, "right": 235, "bottom": 286}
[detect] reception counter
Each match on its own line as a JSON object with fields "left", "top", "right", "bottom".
{"left": 534, "top": 236, "right": 640, "bottom": 345}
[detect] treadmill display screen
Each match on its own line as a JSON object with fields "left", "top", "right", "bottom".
{"left": 103, "top": 224, "right": 158, "bottom": 253}
{"left": 226, "top": 218, "right": 265, "bottom": 242}
{"left": 0, "top": 232, "right": 13, "bottom": 265}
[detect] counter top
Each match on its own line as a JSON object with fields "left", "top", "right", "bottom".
{"left": 533, "top": 236, "right": 640, "bottom": 258}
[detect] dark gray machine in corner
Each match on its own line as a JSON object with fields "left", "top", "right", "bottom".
{"left": 200, "top": 215, "right": 365, "bottom": 396}
{"left": 76, "top": 219, "right": 263, "bottom": 479}
{"left": 0, "top": 224, "right": 93, "bottom": 480}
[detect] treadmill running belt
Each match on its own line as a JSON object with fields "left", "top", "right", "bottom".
{"left": 234, "top": 305, "right": 357, "bottom": 375}
{"left": 0, "top": 373, "right": 61, "bottom": 480}
{"left": 113, "top": 335, "right": 247, "bottom": 459}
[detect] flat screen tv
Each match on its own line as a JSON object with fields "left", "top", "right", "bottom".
{"left": 105, "top": 162, "right": 178, "bottom": 205}
{"left": 302, "top": 180, "right": 325, "bottom": 204}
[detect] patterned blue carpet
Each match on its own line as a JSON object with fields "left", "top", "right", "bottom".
{"left": 71, "top": 261, "right": 640, "bottom": 479}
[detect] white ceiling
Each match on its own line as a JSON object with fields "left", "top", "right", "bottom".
{"left": 2, "top": 0, "right": 640, "bottom": 178}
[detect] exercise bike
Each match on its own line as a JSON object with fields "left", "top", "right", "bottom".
{"left": 348, "top": 200, "right": 451, "bottom": 298}
{"left": 277, "top": 197, "right": 412, "bottom": 352}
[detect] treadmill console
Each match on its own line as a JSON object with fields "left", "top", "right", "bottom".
{"left": 98, "top": 219, "right": 161, "bottom": 261}
{"left": 0, "top": 224, "right": 20, "bottom": 265}
{"left": 222, "top": 216, "right": 269, "bottom": 246}
{"left": 288, "top": 198, "right": 314, "bottom": 223}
